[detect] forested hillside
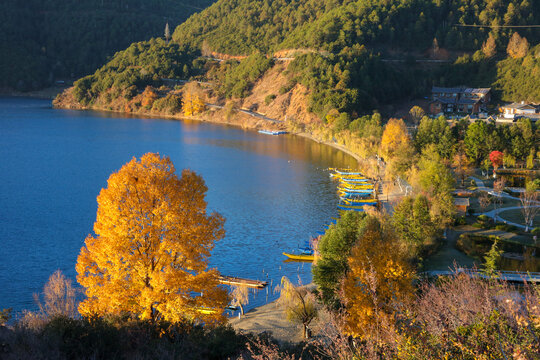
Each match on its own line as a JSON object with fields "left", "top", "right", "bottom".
{"left": 61, "top": 0, "right": 540, "bottom": 122}
{"left": 0, "top": 0, "right": 215, "bottom": 91}
{"left": 172, "top": 0, "right": 539, "bottom": 55}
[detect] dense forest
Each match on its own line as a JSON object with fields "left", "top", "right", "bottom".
{"left": 0, "top": 0, "right": 215, "bottom": 91}
{"left": 65, "top": 0, "right": 540, "bottom": 121}
{"left": 172, "top": 0, "right": 540, "bottom": 55}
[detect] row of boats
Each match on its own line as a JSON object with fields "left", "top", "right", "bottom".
{"left": 283, "top": 169, "right": 379, "bottom": 261}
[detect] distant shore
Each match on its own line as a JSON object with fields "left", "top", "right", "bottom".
{"left": 0, "top": 85, "right": 68, "bottom": 100}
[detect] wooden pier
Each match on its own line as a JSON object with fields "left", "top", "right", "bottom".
{"left": 218, "top": 275, "right": 268, "bottom": 289}
{"left": 425, "top": 269, "right": 540, "bottom": 283}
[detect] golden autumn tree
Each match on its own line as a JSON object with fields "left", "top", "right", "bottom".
{"left": 380, "top": 118, "right": 411, "bottom": 159}
{"left": 182, "top": 92, "right": 206, "bottom": 116}
{"left": 76, "top": 153, "right": 228, "bottom": 324}
{"left": 342, "top": 217, "right": 414, "bottom": 341}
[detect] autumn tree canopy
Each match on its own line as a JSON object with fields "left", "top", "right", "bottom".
{"left": 489, "top": 150, "right": 504, "bottom": 171}
{"left": 380, "top": 118, "right": 410, "bottom": 159}
{"left": 76, "top": 153, "right": 228, "bottom": 324}
{"left": 342, "top": 217, "right": 414, "bottom": 340}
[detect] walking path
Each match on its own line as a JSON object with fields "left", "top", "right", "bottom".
{"left": 470, "top": 176, "right": 520, "bottom": 201}
{"left": 469, "top": 176, "right": 539, "bottom": 230}
{"left": 477, "top": 206, "right": 540, "bottom": 230}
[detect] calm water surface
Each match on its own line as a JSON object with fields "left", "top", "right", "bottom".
{"left": 0, "top": 97, "right": 356, "bottom": 314}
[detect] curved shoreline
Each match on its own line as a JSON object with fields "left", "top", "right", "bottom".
{"left": 53, "top": 100, "right": 362, "bottom": 165}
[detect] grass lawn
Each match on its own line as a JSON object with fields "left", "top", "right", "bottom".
{"left": 498, "top": 208, "right": 540, "bottom": 228}
{"left": 468, "top": 195, "right": 521, "bottom": 214}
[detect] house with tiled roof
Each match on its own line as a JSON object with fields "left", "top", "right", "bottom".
{"left": 429, "top": 86, "right": 491, "bottom": 114}
{"left": 499, "top": 102, "right": 540, "bottom": 121}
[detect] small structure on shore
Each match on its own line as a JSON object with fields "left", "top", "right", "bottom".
{"left": 218, "top": 275, "right": 268, "bottom": 289}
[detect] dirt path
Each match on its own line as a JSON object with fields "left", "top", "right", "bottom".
{"left": 229, "top": 300, "right": 304, "bottom": 343}
{"left": 423, "top": 227, "right": 478, "bottom": 271}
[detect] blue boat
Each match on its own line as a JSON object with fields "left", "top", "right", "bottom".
{"left": 340, "top": 193, "right": 372, "bottom": 199}
{"left": 334, "top": 170, "right": 363, "bottom": 175}
{"left": 339, "top": 188, "right": 374, "bottom": 193}
{"left": 341, "top": 178, "right": 371, "bottom": 184}
{"left": 338, "top": 203, "right": 377, "bottom": 210}
{"left": 258, "top": 130, "right": 288, "bottom": 135}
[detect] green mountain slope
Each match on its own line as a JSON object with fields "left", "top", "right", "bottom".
{"left": 0, "top": 0, "right": 215, "bottom": 91}
{"left": 172, "top": 0, "right": 539, "bottom": 55}
{"left": 62, "top": 0, "right": 540, "bottom": 121}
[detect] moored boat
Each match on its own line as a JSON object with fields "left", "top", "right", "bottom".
{"left": 258, "top": 130, "right": 288, "bottom": 135}
{"left": 282, "top": 252, "right": 315, "bottom": 261}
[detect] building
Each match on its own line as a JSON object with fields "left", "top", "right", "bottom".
{"left": 454, "top": 197, "right": 470, "bottom": 216}
{"left": 499, "top": 102, "right": 540, "bottom": 122}
{"left": 429, "top": 87, "right": 491, "bottom": 114}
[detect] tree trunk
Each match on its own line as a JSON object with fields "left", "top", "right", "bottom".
{"left": 239, "top": 303, "right": 244, "bottom": 316}
{"left": 303, "top": 324, "right": 311, "bottom": 339}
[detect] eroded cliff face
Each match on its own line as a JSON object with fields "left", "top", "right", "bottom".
{"left": 240, "top": 62, "right": 320, "bottom": 125}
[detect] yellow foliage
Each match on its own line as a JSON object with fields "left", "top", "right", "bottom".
{"left": 342, "top": 218, "right": 414, "bottom": 340}
{"left": 507, "top": 32, "right": 529, "bottom": 59}
{"left": 380, "top": 118, "right": 411, "bottom": 158}
{"left": 141, "top": 86, "right": 158, "bottom": 108}
{"left": 182, "top": 92, "right": 206, "bottom": 116}
{"left": 76, "top": 153, "right": 228, "bottom": 324}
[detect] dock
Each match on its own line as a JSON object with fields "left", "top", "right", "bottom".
{"left": 218, "top": 275, "right": 268, "bottom": 288}
{"left": 425, "top": 269, "right": 540, "bottom": 283}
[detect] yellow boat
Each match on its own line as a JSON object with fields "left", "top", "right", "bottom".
{"left": 196, "top": 307, "right": 218, "bottom": 315}
{"left": 282, "top": 252, "right": 314, "bottom": 261}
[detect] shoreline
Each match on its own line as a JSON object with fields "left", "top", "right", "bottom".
{"left": 295, "top": 132, "right": 362, "bottom": 163}
{"left": 52, "top": 97, "right": 362, "bottom": 165}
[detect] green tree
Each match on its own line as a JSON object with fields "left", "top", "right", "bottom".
{"left": 409, "top": 145, "right": 455, "bottom": 227}
{"left": 414, "top": 116, "right": 454, "bottom": 159}
{"left": 482, "top": 240, "right": 503, "bottom": 277}
{"left": 464, "top": 121, "right": 489, "bottom": 164}
{"left": 312, "top": 211, "right": 367, "bottom": 307}
{"left": 392, "top": 195, "right": 438, "bottom": 259}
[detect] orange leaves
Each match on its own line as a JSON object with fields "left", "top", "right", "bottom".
{"left": 76, "top": 153, "right": 228, "bottom": 324}
{"left": 141, "top": 86, "right": 158, "bottom": 109}
{"left": 342, "top": 217, "right": 414, "bottom": 340}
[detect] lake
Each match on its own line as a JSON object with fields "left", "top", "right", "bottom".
{"left": 0, "top": 97, "right": 357, "bottom": 315}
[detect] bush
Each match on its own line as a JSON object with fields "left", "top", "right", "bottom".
{"left": 531, "top": 227, "right": 540, "bottom": 236}
{"left": 454, "top": 216, "right": 467, "bottom": 226}
{"left": 5, "top": 317, "right": 248, "bottom": 359}
{"left": 264, "top": 94, "right": 276, "bottom": 105}
{"left": 495, "top": 224, "right": 517, "bottom": 232}
{"left": 478, "top": 215, "right": 489, "bottom": 222}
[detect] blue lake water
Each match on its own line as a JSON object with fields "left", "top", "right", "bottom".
{"left": 0, "top": 97, "right": 356, "bottom": 315}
